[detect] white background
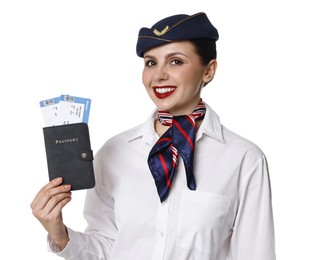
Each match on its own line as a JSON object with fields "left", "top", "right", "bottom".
{"left": 0, "top": 0, "right": 310, "bottom": 259}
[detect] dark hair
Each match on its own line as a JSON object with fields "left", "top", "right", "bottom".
{"left": 189, "top": 38, "right": 217, "bottom": 65}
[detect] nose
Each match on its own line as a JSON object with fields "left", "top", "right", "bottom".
{"left": 153, "top": 64, "right": 169, "bottom": 82}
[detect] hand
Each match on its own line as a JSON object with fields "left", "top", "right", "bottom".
{"left": 30, "top": 177, "right": 72, "bottom": 250}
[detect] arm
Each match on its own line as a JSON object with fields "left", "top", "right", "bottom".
{"left": 230, "top": 153, "right": 276, "bottom": 260}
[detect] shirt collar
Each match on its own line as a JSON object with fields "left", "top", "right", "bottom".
{"left": 128, "top": 102, "right": 224, "bottom": 144}
{"left": 128, "top": 108, "right": 158, "bottom": 145}
{"left": 196, "top": 102, "right": 224, "bottom": 143}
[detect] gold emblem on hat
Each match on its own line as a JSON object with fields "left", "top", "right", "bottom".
{"left": 153, "top": 25, "right": 169, "bottom": 36}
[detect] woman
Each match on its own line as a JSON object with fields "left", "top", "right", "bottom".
{"left": 31, "top": 12, "right": 276, "bottom": 259}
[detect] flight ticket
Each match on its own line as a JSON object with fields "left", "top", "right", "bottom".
{"left": 40, "top": 94, "right": 91, "bottom": 127}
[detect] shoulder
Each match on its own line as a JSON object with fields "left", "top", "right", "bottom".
{"left": 221, "top": 125, "right": 266, "bottom": 167}
{"left": 203, "top": 102, "right": 265, "bottom": 159}
{"left": 222, "top": 126, "right": 262, "bottom": 151}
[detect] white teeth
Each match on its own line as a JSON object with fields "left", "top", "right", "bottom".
{"left": 155, "top": 88, "right": 175, "bottom": 94}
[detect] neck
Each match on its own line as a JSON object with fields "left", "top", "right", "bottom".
{"left": 167, "top": 102, "right": 202, "bottom": 116}
{"left": 155, "top": 119, "right": 169, "bottom": 137}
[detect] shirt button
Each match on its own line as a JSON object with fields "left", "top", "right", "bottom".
{"left": 159, "top": 232, "right": 164, "bottom": 237}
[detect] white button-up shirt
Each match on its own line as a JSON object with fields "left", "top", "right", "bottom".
{"left": 53, "top": 103, "right": 276, "bottom": 260}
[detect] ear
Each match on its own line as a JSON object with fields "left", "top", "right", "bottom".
{"left": 202, "top": 59, "right": 217, "bottom": 85}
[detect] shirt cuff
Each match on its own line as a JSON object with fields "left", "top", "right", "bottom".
{"left": 47, "top": 227, "right": 83, "bottom": 257}
{"left": 47, "top": 234, "right": 63, "bottom": 253}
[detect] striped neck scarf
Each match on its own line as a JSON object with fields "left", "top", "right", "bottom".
{"left": 148, "top": 100, "right": 206, "bottom": 202}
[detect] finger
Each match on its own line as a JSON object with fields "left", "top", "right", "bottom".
{"left": 41, "top": 191, "right": 72, "bottom": 217}
{"left": 32, "top": 184, "right": 71, "bottom": 215}
{"left": 49, "top": 196, "right": 72, "bottom": 221}
{"left": 31, "top": 180, "right": 71, "bottom": 213}
{"left": 34, "top": 191, "right": 72, "bottom": 223}
{"left": 42, "top": 177, "right": 64, "bottom": 193}
{"left": 31, "top": 185, "right": 71, "bottom": 213}
{"left": 36, "top": 197, "right": 72, "bottom": 235}
{"left": 31, "top": 178, "right": 63, "bottom": 207}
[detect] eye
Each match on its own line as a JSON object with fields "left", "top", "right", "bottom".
{"left": 145, "top": 59, "right": 157, "bottom": 67}
{"left": 170, "top": 59, "right": 183, "bottom": 66}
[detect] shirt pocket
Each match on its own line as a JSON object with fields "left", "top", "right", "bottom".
{"left": 176, "top": 190, "right": 231, "bottom": 256}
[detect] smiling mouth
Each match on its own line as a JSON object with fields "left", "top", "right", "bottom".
{"left": 153, "top": 86, "right": 176, "bottom": 99}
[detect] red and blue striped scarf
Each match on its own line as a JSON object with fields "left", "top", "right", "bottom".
{"left": 148, "top": 100, "right": 206, "bottom": 202}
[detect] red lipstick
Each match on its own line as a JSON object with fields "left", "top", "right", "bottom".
{"left": 153, "top": 86, "right": 176, "bottom": 99}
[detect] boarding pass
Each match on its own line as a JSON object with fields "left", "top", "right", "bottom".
{"left": 40, "top": 94, "right": 91, "bottom": 127}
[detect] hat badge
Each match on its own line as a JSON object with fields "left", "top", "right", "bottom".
{"left": 153, "top": 25, "right": 169, "bottom": 36}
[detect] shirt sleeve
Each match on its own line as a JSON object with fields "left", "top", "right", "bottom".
{"left": 230, "top": 152, "right": 276, "bottom": 260}
{"left": 48, "top": 145, "right": 117, "bottom": 259}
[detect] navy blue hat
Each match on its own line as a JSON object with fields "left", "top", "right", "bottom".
{"left": 136, "top": 12, "right": 219, "bottom": 57}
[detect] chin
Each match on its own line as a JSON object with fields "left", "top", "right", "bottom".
{"left": 154, "top": 101, "right": 175, "bottom": 111}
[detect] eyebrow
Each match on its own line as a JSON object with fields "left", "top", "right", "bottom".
{"left": 144, "top": 52, "right": 189, "bottom": 60}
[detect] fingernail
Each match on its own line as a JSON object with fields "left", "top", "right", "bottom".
{"left": 54, "top": 177, "right": 62, "bottom": 182}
